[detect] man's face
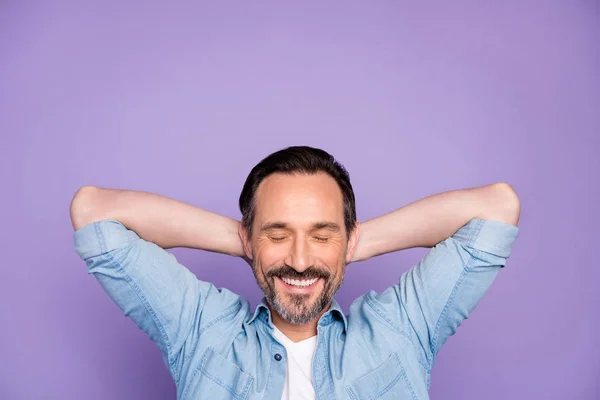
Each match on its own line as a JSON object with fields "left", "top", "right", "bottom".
{"left": 242, "top": 172, "right": 359, "bottom": 325}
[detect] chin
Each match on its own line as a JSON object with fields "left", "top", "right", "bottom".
{"left": 272, "top": 293, "right": 328, "bottom": 325}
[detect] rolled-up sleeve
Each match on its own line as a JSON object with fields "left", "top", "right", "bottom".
{"left": 73, "top": 219, "right": 242, "bottom": 383}
{"left": 369, "top": 218, "right": 519, "bottom": 370}
{"left": 451, "top": 218, "right": 519, "bottom": 261}
{"left": 74, "top": 219, "right": 142, "bottom": 258}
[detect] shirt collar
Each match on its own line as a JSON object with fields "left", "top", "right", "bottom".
{"left": 248, "top": 297, "right": 348, "bottom": 331}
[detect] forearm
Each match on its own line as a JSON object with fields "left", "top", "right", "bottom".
{"left": 352, "top": 182, "right": 520, "bottom": 262}
{"left": 69, "top": 186, "right": 245, "bottom": 255}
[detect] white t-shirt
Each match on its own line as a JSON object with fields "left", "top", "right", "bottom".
{"left": 272, "top": 326, "right": 318, "bottom": 400}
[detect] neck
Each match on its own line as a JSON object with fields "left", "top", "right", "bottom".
{"left": 269, "top": 305, "right": 329, "bottom": 343}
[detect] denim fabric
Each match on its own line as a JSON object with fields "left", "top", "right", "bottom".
{"left": 73, "top": 218, "right": 519, "bottom": 399}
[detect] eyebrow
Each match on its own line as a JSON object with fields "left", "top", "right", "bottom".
{"left": 260, "top": 221, "right": 341, "bottom": 233}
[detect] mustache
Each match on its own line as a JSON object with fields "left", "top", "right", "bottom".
{"left": 266, "top": 265, "right": 331, "bottom": 281}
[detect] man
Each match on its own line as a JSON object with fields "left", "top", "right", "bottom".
{"left": 71, "top": 146, "right": 520, "bottom": 399}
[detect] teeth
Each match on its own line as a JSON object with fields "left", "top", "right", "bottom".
{"left": 281, "top": 277, "right": 318, "bottom": 287}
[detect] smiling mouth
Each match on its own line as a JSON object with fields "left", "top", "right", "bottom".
{"left": 280, "top": 276, "right": 319, "bottom": 287}
{"left": 275, "top": 276, "right": 322, "bottom": 291}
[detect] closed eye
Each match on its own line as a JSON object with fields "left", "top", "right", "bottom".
{"left": 270, "top": 236, "right": 287, "bottom": 242}
{"left": 314, "top": 236, "right": 329, "bottom": 243}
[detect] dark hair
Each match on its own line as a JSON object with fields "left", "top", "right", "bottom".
{"left": 239, "top": 146, "right": 357, "bottom": 238}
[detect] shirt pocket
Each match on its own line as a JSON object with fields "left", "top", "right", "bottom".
{"left": 181, "top": 347, "right": 254, "bottom": 400}
{"left": 345, "top": 353, "right": 418, "bottom": 400}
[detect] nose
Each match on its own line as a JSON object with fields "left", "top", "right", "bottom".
{"left": 285, "top": 235, "right": 312, "bottom": 272}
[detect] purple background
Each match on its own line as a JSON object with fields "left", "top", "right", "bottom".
{"left": 1, "top": 2, "right": 598, "bottom": 399}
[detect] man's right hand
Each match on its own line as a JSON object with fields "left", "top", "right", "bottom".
{"left": 70, "top": 186, "right": 246, "bottom": 257}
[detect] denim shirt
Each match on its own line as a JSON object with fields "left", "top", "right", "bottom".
{"left": 73, "top": 218, "right": 519, "bottom": 399}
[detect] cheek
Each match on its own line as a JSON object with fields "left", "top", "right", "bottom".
{"left": 325, "top": 239, "right": 347, "bottom": 258}
{"left": 317, "top": 246, "right": 347, "bottom": 272}
{"left": 254, "top": 242, "right": 284, "bottom": 267}
{"left": 320, "top": 248, "right": 341, "bottom": 263}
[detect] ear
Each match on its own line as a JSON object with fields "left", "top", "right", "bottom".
{"left": 238, "top": 224, "right": 254, "bottom": 261}
{"left": 345, "top": 221, "right": 361, "bottom": 264}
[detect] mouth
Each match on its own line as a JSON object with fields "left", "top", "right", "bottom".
{"left": 275, "top": 276, "right": 323, "bottom": 294}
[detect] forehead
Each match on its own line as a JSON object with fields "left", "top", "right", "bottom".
{"left": 254, "top": 172, "right": 344, "bottom": 225}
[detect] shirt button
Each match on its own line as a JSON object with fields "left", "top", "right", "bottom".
{"left": 274, "top": 353, "right": 282, "bottom": 361}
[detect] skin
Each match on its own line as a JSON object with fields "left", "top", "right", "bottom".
{"left": 239, "top": 172, "right": 360, "bottom": 342}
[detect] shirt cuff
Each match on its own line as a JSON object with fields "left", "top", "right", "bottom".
{"left": 73, "top": 219, "right": 140, "bottom": 260}
{"left": 451, "top": 218, "right": 520, "bottom": 258}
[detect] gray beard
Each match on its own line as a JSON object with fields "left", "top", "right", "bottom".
{"left": 268, "top": 288, "right": 331, "bottom": 325}
{"left": 253, "top": 265, "right": 346, "bottom": 325}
